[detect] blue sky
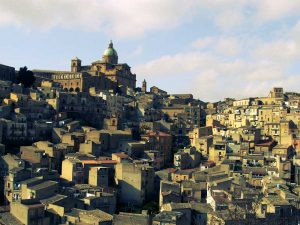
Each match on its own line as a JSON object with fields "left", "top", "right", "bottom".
{"left": 1, "top": 0, "right": 300, "bottom": 101}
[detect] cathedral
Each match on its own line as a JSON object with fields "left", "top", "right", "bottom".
{"left": 34, "top": 41, "right": 136, "bottom": 93}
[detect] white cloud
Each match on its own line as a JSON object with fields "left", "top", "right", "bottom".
{"left": 192, "top": 36, "right": 241, "bottom": 57}
{"left": 253, "top": 40, "right": 300, "bottom": 64}
{"left": 133, "top": 35, "right": 300, "bottom": 101}
{"left": 215, "top": 37, "right": 241, "bottom": 56}
{"left": 1, "top": 0, "right": 300, "bottom": 37}
{"left": 134, "top": 52, "right": 217, "bottom": 77}
{"left": 288, "top": 19, "right": 300, "bottom": 40}
{"left": 214, "top": 10, "right": 245, "bottom": 31}
{"left": 2, "top": 0, "right": 300, "bottom": 101}
{"left": 252, "top": 0, "right": 300, "bottom": 23}
{"left": 191, "top": 37, "right": 213, "bottom": 49}
{"left": 197, "top": 0, "right": 249, "bottom": 31}
{"left": 0, "top": 0, "right": 201, "bottom": 38}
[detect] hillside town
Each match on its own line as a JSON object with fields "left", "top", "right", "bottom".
{"left": 0, "top": 42, "right": 300, "bottom": 225}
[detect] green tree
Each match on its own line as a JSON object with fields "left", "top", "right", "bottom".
{"left": 17, "top": 66, "right": 36, "bottom": 88}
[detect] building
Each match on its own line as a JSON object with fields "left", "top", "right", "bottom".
{"left": 34, "top": 41, "right": 136, "bottom": 94}
{"left": 20, "top": 146, "right": 50, "bottom": 169}
{"left": 89, "top": 167, "right": 109, "bottom": 187}
{"left": 153, "top": 211, "right": 186, "bottom": 225}
{"left": 0, "top": 64, "right": 16, "bottom": 82}
{"left": 209, "top": 143, "right": 228, "bottom": 165}
{"left": 142, "top": 131, "right": 172, "bottom": 167}
{"left": 269, "top": 87, "right": 284, "bottom": 99}
{"left": 174, "top": 147, "right": 201, "bottom": 170}
{"left": 4, "top": 168, "right": 31, "bottom": 203}
{"left": 142, "top": 79, "right": 147, "bottom": 93}
{"left": 10, "top": 199, "right": 50, "bottom": 225}
{"left": 21, "top": 178, "right": 58, "bottom": 200}
{"left": 64, "top": 208, "right": 113, "bottom": 225}
{"left": 113, "top": 211, "right": 152, "bottom": 225}
{"left": 61, "top": 158, "right": 84, "bottom": 184}
{"left": 115, "top": 161, "right": 155, "bottom": 206}
{"left": 159, "top": 180, "right": 181, "bottom": 207}
{"left": 79, "top": 140, "right": 102, "bottom": 157}
{"left": 48, "top": 91, "right": 107, "bottom": 128}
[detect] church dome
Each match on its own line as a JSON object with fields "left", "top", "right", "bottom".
{"left": 103, "top": 40, "right": 118, "bottom": 58}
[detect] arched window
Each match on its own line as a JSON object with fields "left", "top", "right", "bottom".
{"left": 64, "top": 88, "right": 68, "bottom": 92}
{"left": 69, "top": 88, "right": 74, "bottom": 92}
{"left": 75, "top": 87, "right": 80, "bottom": 92}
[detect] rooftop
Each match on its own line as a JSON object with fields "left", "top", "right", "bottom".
{"left": 153, "top": 211, "right": 184, "bottom": 222}
{"left": 40, "top": 194, "right": 68, "bottom": 206}
{"left": 30, "top": 180, "right": 58, "bottom": 191}
{"left": 0, "top": 212, "right": 23, "bottom": 225}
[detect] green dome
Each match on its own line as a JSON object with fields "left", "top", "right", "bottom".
{"left": 103, "top": 48, "right": 118, "bottom": 57}
{"left": 103, "top": 41, "right": 118, "bottom": 57}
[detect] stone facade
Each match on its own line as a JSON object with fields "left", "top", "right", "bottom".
{"left": 33, "top": 41, "right": 136, "bottom": 94}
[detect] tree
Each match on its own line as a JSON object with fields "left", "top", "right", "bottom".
{"left": 16, "top": 66, "right": 36, "bottom": 88}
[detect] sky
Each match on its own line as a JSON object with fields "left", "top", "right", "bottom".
{"left": 1, "top": 0, "right": 300, "bottom": 102}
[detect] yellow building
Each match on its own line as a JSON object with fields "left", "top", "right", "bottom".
{"left": 269, "top": 87, "right": 284, "bottom": 98}
{"left": 209, "top": 143, "right": 227, "bottom": 165}
{"left": 10, "top": 200, "right": 50, "bottom": 225}
{"left": 61, "top": 158, "right": 84, "bottom": 184}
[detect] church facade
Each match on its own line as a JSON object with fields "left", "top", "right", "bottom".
{"left": 34, "top": 41, "right": 136, "bottom": 93}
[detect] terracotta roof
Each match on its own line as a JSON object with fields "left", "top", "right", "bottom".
{"left": 255, "top": 140, "right": 276, "bottom": 147}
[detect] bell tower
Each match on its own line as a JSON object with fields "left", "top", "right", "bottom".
{"left": 142, "top": 79, "right": 147, "bottom": 93}
{"left": 71, "top": 57, "right": 81, "bottom": 72}
{"left": 104, "top": 114, "right": 119, "bottom": 131}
